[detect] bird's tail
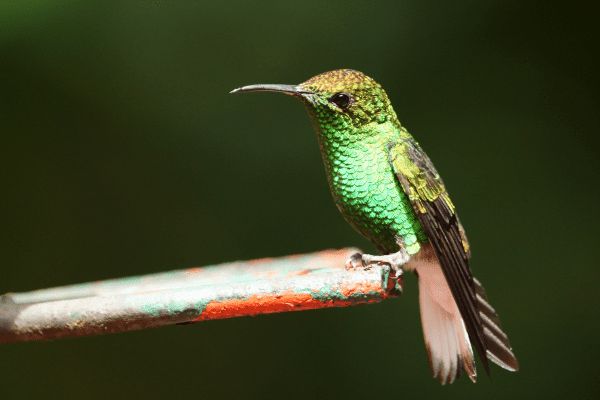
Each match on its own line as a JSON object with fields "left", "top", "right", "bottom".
{"left": 472, "top": 277, "right": 520, "bottom": 372}
{"left": 412, "top": 246, "right": 519, "bottom": 384}
{"left": 415, "top": 258, "right": 476, "bottom": 384}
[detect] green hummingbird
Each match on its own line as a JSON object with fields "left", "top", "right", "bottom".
{"left": 231, "top": 69, "right": 518, "bottom": 384}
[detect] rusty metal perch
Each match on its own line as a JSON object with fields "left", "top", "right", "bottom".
{"left": 0, "top": 248, "right": 401, "bottom": 344}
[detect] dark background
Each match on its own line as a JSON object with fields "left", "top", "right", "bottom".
{"left": 1, "top": 1, "right": 598, "bottom": 399}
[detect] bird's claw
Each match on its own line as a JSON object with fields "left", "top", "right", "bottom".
{"left": 345, "top": 252, "right": 368, "bottom": 270}
{"left": 345, "top": 250, "right": 408, "bottom": 277}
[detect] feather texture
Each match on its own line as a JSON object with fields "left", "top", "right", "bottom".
{"left": 410, "top": 245, "right": 476, "bottom": 383}
{"left": 389, "top": 137, "right": 518, "bottom": 377}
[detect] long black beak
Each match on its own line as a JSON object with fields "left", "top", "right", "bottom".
{"left": 229, "top": 84, "right": 312, "bottom": 96}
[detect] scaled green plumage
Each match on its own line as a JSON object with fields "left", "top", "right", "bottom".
{"left": 298, "top": 70, "right": 427, "bottom": 255}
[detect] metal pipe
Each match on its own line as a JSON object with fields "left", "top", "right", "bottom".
{"left": 0, "top": 248, "right": 401, "bottom": 344}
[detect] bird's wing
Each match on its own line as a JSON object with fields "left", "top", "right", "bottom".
{"left": 387, "top": 138, "right": 490, "bottom": 372}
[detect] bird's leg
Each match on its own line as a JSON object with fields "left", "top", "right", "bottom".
{"left": 345, "top": 250, "right": 409, "bottom": 279}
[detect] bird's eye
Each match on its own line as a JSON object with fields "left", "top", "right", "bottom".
{"left": 329, "top": 92, "right": 352, "bottom": 109}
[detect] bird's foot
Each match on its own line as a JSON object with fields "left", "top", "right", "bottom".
{"left": 345, "top": 250, "right": 409, "bottom": 278}
{"left": 345, "top": 253, "right": 367, "bottom": 270}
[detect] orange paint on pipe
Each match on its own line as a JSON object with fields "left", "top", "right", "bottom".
{"left": 195, "top": 279, "right": 389, "bottom": 322}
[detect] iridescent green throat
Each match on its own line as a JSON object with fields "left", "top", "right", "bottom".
{"left": 307, "top": 104, "right": 427, "bottom": 254}
{"left": 231, "top": 69, "right": 429, "bottom": 254}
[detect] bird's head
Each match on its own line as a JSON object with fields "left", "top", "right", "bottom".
{"left": 231, "top": 69, "right": 399, "bottom": 131}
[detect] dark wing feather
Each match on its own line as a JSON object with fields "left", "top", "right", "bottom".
{"left": 388, "top": 138, "right": 517, "bottom": 374}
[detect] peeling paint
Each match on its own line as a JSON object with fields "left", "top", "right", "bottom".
{"left": 1, "top": 248, "right": 400, "bottom": 343}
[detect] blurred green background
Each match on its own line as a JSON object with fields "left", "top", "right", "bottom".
{"left": 1, "top": 0, "right": 598, "bottom": 399}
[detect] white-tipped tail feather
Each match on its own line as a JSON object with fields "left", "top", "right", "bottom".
{"left": 414, "top": 257, "right": 476, "bottom": 384}
{"left": 473, "top": 277, "right": 519, "bottom": 372}
{"left": 407, "top": 244, "right": 519, "bottom": 383}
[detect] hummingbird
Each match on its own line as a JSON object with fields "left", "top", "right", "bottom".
{"left": 231, "top": 69, "right": 518, "bottom": 384}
